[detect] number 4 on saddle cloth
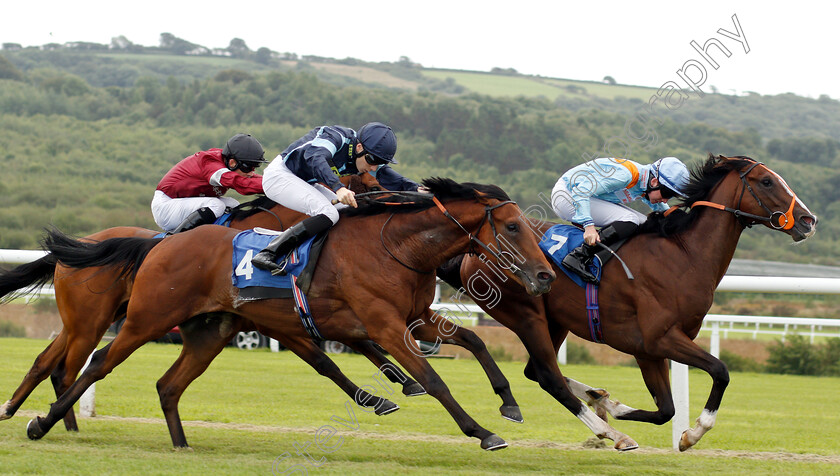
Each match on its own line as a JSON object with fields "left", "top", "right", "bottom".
{"left": 231, "top": 228, "right": 329, "bottom": 340}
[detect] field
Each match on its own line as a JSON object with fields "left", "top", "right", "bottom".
{"left": 1, "top": 338, "right": 839, "bottom": 475}
{"left": 421, "top": 69, "right": 657, "bottom": 101}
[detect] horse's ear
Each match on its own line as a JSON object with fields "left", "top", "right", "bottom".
{"left": 474, "top": 191, "right": 493, "bottom": 206}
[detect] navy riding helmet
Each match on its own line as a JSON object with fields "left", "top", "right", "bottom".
{"left": 357, "top": 122, "right": 397, "bottom": 164}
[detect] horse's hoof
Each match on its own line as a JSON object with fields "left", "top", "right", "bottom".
{"left": 481, "top": 434, "right": 508, "bottom": 451}
{"left": 0, "top": 401, "right": 12, "bottom": 421}
{"left": 499, "top": 405, "right": 523, "bottom": 423}
{"left": 678, "top": 432, "right": 693, "bottom": 452}
{"left": 172, "top": 445, "right": 194, "bottom": 452}
{"left": 402, "top": 382, "right": 426, "bottom": 397}
{"left": 614, "top": 436, "right": 639, "bottom": 451}
{"left": 375, "top": 400, "right": 400, "bottom": 416}
{"left": 26, "top": 417, "right": 46, "bottom": 440}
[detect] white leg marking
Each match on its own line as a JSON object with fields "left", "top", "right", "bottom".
{"left": 566, "top": 378, "right": 637, "bottom": 418}
{"left": 577, "top": 406, "right": 638, "bottom": 451}
{"left": 0, "top": 400, "right": 12, "bottom": 420}
{"left": 679, "top": 408, "right": 717, "bottom": 451}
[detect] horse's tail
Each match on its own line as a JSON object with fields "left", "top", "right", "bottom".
{"left": 0, "top": 254, "right": 58, "bottom": 304}
{"left": 42, "top": 228, "right": 163, "bottom": 281}
{"left": 436, "top": 254, "right": 465, "bottom": 290}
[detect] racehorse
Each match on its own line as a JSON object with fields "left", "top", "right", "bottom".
{"left": 26, "top": 178, "right": 556, "bottom": 450}
{"left": 0, "top": 174, "right": 443, "bottom": 441}
{"left": 443, "top": 155, "right": 817, "bottom": 451}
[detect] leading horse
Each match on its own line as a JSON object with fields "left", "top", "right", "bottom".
{"left": 444, "top": 155, "right": 817, "bottom": 450}
{"left": 27, "top": 178, "right": 555, "bottom": 450}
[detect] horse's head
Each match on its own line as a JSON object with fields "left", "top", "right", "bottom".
{"left": 423, "top": 178, "right": 556, "bottom": 296}
{"left": 345, "top": 173, "right": 384, "bottom": 194}
{"left": 712, "top": 155, "right": 817, "bottom": 241}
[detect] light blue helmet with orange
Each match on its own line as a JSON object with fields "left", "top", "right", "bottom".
{"left": 651, "top": 157, "right": 690, "bottom": 198}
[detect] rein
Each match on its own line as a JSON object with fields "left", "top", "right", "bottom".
{"left": 378, "top": 194, "right": 521, "bottom": 275}
{"left": 690, "top": 160, "right": 798, "bottom": 230}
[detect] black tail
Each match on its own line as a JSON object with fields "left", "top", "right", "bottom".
{"left": 0, "top": 255, "right": 58, "bottom": 304}
{"left": 42, "top": 228, "right": 164, "bottom": 282}
{"left": 436, "top": 254, "right": 465, "bottom": 290}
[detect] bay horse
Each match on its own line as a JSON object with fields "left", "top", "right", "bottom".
{"left": 0, "top": 174, "right": 438, "bottom": 438}
{"left": 25, "top": 178, "right": 555, "bottom": 450}
{"left": 443, "top": 155, "right": 817, "bottom": 451}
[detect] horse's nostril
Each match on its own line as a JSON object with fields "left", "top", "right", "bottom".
{"left": 802, "top": 215, "right": 817, "bottom": 227}
{"left": 538, "top": 271, "right": 555, "bottom": 283}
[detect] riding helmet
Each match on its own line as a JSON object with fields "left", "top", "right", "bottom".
{"left": 222, "top": 133, "right": 268, "bottom": 164}
{"left": 653, "top": 157, "right": 689, "bottom": 197}
{"left": 357, "top": 122, "right": 398, "bottom": 164}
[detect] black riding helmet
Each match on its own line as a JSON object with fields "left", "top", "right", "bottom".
{"left": 222, "top": 133, "right": 267, "bottom": 172}
{"left": 357, "top": 122, "right": 397, "bottom": 165}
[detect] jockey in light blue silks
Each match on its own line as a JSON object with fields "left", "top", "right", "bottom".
{"left": 550, "top": 156, "right": 690, "bottom": 283}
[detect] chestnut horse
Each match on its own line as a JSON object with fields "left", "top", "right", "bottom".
{"left": 443, "top": 155, "right": 817, "bottom": 451}
{"left": 26, "top": 178, "right": 555, "bottom": 450}
{"left": 0, "top": 174, "right": 438, "bottom": 438}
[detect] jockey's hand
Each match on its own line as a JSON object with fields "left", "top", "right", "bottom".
{"left": 336, "top": 187, "right": 358, "bottom": 208}
{"left": 583, "top": 225, "right": 600, "bottom": 246}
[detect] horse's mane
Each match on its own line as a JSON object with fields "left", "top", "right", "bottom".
{"left": 341, "top": 177, "right": 511, "bottom": 217}
{"left": 638, "top": 154, "right": 755, "bottom": 237}
{"left": 226, "top": 195, "right": 277, "bottom": 221}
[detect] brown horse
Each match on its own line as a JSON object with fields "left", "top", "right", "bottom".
{"left": 442, "top": 155, "right": 817, "bottom": 451}
{"left": 26, "top": 178, "right": 555, "bottom": 450}
{"left": 0, "top": 174, "right": 435, "bottom": 434}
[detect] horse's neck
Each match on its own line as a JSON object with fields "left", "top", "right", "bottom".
{"left": 385, "top": 204, "right": 478, "bottom": 270}
{"left": 680, "top": 176, "right": 746, "bottom": 284}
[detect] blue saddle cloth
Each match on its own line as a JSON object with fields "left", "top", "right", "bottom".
{"left": 231, "top": 230, "right": 319, "bottom": 289}
{"left": 539, "top": 224, "right": 603, "bottom": 288}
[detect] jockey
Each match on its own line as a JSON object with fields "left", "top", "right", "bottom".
{"left": 152, "top": 133, "right": 267, "bottom": 233}
{"left": 550, "top": 156, "right": 690, "bottom": 283}
{"left": 251, "top": 122, "right": 420, "bottom": 273}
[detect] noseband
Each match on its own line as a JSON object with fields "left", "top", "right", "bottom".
{"left": 380, "top": 196, "right": 521, "bottom": 275}
{"left": 691, "top": 160, "right": 798, "bottom": 230}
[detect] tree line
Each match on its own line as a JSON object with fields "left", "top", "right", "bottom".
{"left": 0, "top": 49, "right": 835, "bottom": 265}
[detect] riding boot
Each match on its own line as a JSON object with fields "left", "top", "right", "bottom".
{"left": 251, "top": 214, "right": 333, "bottom": 275}
{"left": 561, "top": 243, "right": 598, "bottom": 283}
{"left": 168, "top": 207, "right": 216, "bottom": 235}
{"left": 598, "top": 221, "right": 640, "bottom": 246}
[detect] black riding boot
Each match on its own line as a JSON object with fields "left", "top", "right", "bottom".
{"left": 562, "top": 221, "right": 640, "bottom": 284}
{"left": 598, "top": 221, "right": 640, "bottom": 246}
{"left": 561, "top": 243, "right": 598, "bottom": 283}
{"left": 251, "top": 214, "right": 333, "bottom": 275}
{"left": 169, "top": 207, "right": 216, "bottom": 235}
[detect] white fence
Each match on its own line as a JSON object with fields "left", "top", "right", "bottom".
{"left": 4, "top": 250, "right": 840, "bottom": 449}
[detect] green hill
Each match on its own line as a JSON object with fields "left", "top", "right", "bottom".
{"left": 0, "top": 44, "right": 835, "bottom": 265}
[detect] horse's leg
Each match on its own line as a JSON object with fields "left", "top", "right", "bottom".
{"left": 366, "top": 320, "right": 507, "bottom": 451}
{"left": 345, "top": 340, "right": 426, "bottom": 397}
{"left": 26, "top": 318, "right": 173, "bottom": 440}
{"left": 660, "top": 330, "right": 729, "bottom": 451}
{"left": 49, "top": 357, "right": 79, "bottom": 431}
{"left": 155, "top": 314, "right": 242, "bottom": 448}
{"left": 279, "top": 336, "right": 400, "bottom": 416}
{"left": 408, "top": 309, "right": 523, "bottom": 423}
{"left": 1, "top": 331, "right": 68, "bottom": 421}
{"left": 514, "top": 323, "right": 638, "bottom": 451}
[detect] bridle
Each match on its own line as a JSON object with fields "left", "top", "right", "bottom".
{"left": 690, "top": 159, "right": 798, "bottom": 230}
{"left": 378, "top": 194, "right": 522, "bottom": 275}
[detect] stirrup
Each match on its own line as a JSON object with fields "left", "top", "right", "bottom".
{"left": 561, "top": 255, "right": 599, "bottom": 284}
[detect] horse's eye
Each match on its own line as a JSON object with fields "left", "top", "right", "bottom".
{"left": 372, "top": 186, "right": 382, "bottom": 192}
{"left": 506, "top": 223, "right": 519, "bottom": 233}
{"left": 760, "top": 178, "right": 773, "bottom": 187}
